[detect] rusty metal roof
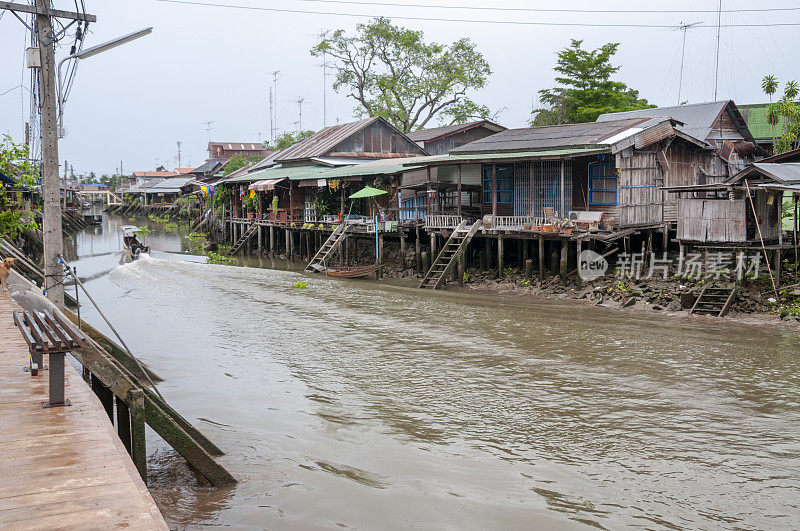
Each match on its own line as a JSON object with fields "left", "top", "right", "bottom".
{"left": 449, "top": 118, "right": 653, "bottom": 154}
{"left": 274, "top": 118, "right": 378, "bottom": 162}
{"left": 132, "top": 171, "right": 178, "bottom": 178}
{"left": 406, "top": 120, "right": 506, "bottom": 143}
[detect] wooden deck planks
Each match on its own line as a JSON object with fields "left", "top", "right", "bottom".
{"left": 0, "top": 293, "right": 167, "bottom": 530}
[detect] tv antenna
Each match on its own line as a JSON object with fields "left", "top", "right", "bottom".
{"left": 295, "top": 97, "right": 306, "bottom": 132}
{"left": 204, "top": 121, "right": 214, "bottom": 141}
{"left": 674, "top": 22, "right": 700, "bottom": 104}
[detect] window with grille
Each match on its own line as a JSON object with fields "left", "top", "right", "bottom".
{"left": 482, "top": 165, "right": 513, "bottom": 204}
{"left": 589, "top": 163, "right": 618, "bottom": 206}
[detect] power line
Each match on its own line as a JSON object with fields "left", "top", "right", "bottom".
{"left": 154, "top": 0, "right": 800, "bottom": 28}
{"left": 178, "top": 0, "right": 800, "bottom": 15}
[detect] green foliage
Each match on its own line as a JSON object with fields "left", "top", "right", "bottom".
{"left": 242, "top": 194, "right": 259, "bottom": 212}
{"left": 207, "top": 251, "right": 234, "bottom": 264}
{"left": 0, "top": 135, "right": 39, "bottom": 239}
{"left": 520, "top": 278, "right": 530, "bottom": 287}
{"left": 213, "top": 185, "right": 233, "bottom": 212}
{"left": 312, "top": 17, "right": 493, "bottom": 132}
{"left": 762, "top": 74, "right": 800, "bottom": 154}
{"left": 223, "top": 155, "right": 264, "bottom": 176}
{"left": 503, "top": 266, "right": 514, "bottom": 276}
{"left": 290, "top": 280, "right": 308, "bottom": 289}
{"left": 147, "top": 213, "right": 169, "bottom": 223}
{"left": 463, "top": 271, "right": 470, "bottom": 283}
{"left": 265, "top": 130, "right": 315, "bottom": 151}
{"left": 532, "top": 40, "right": 653, "bottom": 126}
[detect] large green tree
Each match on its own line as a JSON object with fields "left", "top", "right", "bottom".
{"left": 532, "top": 40, "right": 653, "bottom": 126}
{"left": 0, "top": 135, "right": 39, "bottom": 239}
{"left": 265, "top": 130, "right": 315, "bottom": 151}
{"left": 311, "top": 17, "right": 494, "bottom": 132}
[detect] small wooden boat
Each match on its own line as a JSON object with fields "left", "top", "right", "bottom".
{"left": 120, "top": 225, "right": 149, "bottom": 258}
{"left": 324, "top": 265, "right": 380, "bottom": 278}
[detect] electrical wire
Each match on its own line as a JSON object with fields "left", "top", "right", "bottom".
{"left": 154, "top": 0, "right": 800, "bottom": 28}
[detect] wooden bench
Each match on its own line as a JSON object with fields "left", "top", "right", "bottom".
{"left": 13, "top": 309, "right": 86, "bottom": 408}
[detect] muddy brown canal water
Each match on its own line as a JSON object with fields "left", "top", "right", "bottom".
{"left": 64, "top": 215, "right": 800, "bottom": 529}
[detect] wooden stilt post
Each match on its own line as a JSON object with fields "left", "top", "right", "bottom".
{"left": 116, "top": 396, "right": 132, "bottom": 455}
{"left": 522, "top": 238, "right": 529, "bottom": 265}
{"left": 458, "top": 254, "right": 465, "bottom": 285}
{"left": 415, "top": 227, "right": 422, "bottom": 272}
{"left": 430, "top": 232, "right": 437, "bottom": 260}
{"left": 498, "top": 235, "right": 504, "bottom": 277}
{"left": 575, "top": 239, "right": 582, "bottom": 285}
{"left": 378, "top": 234, "right": 384, "bottom": 279}
{"left": 129, "top": 389, "right": 147, "bottom": 482}
{"left": 560, "top": 240, "right": 568, "bottom": 281}
{"left": 538, "top": 236, "right": 545, "bottom": 280}
{"left": 485, "top": 237, "right": 492, "bottom": 271}
{"left": 400, "top": 231, "right": 406, "bottom": 269}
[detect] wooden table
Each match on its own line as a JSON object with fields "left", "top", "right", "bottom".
{"left": 0, "top": 293, "right": 167, "bottom": 530}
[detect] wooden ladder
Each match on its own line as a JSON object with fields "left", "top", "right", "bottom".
{"left": 419, "top": 220, "right": 482, "bottom": 290}
{"left": 228, "top": 223, "right": 258, "bottom": 255}
{"left": 306, "top": 223, "right": 350, "bottom": 272}
{"left": 690, "top": 283, "right": 738, "bottom": 317}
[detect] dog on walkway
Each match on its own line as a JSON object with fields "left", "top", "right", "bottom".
{"left": 0, "top": 257, "right": 17, "bottom": 292}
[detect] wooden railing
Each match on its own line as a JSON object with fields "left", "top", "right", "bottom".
{"left": 424, "top": 215, "right": 463, "bottom": 230}
{"left": 491, "top": 216, "right": 547, "bottom": 231}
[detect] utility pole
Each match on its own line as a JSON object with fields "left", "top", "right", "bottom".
{"left": 268, "top": 85, "right": 274, "bottom": 143}
{"left": 675, "top": 22, "right": 699, "bottom": 105}
{"left": 316, "top": 30, "right": 330, "bottom": 128}
{"left": 713, "top": 0, "right": 722, "bottom": 100}
{"left": 0, "top": 1, "right": 96, "bottom": 308}
{"left": 270, "top": 70, "right": 280, "bottom": 136}
{"left": 295, "top": 97, "right": 305, "bottom": 132}
{"left": 63, "top": 160, "right": 68, "bottom": 209}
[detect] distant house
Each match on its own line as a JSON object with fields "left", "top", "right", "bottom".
{"left": 143, "top": 177, "right": 193, "bottom": 204}
{"left": 207, "top": 142, "right": 272, "bottom": 162}
{"left": 174, "top": 167, "right": 195, "bottom": 175}
{"left": 739, "top": 103, "right": 789, "bottom": 154}
{"left": 406, "top": 120, "right": 506, "bottom": 156}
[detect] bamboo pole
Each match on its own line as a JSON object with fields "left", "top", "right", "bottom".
{"left": 745, "top": 179, "right": 779, "bottom": 299}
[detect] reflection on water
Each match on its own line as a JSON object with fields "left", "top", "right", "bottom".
{"left": 68, "top": 215, "right": 800, "bottom": 529}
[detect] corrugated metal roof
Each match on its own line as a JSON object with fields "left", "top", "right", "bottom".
{"left": 596, "top": 101, "right": 753, "bottom": 143}
{"left": 404, "top": 148, "right": 609, "bottom": 166}
{"left": 132, "top": 171, "right": 178, "bottom": 178}
{"left": 274, "top": 118, "right": 379, "bottom": 161}
{"left": 191, "top": 160, "right": 222, "bottom": 174}
{"left": 147, "top": 177, "right": 192, "bottom": 190}
{"left": 752, "top": 163, "right": 800, "bottom": 183}
{"left": 406, "top": 120, "right": 505, "bottom": 142}
{"left": 207, "top": 142, "right": 265, "bottom": 151}
{"left": 449, "top": 118, "right": 649, "bottom": 154}
{"left": 314, "top": 157, "right": 427, "bottom": 179}
{"left": 226, "top": 164, "right": 331, "bottom": 183}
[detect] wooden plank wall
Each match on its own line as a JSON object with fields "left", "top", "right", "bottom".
{"left": 677, "top": 198, "right": 746, "bottom": 242}
{"left": 616, "top": 150, "right": 662, "bottom": 226}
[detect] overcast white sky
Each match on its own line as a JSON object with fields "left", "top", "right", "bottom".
{"left": 1, "top": 0, "right": 798, "bottom": 175}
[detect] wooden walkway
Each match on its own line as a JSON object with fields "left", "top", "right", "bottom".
{"left": 0, "top": 293, "right": 167, "bottom": 530}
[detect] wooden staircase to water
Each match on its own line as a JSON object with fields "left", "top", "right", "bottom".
{"left": 419, "top": 220, "right": 482, "bottom": 290}
{"left": 228, "top": 223, "right": 258, "bottom": 255}
{"left": 690, "top": 283, "right": 738, "bottom": 317}
{"left": 306, "top": 223, "right": 350, "bottom": 272}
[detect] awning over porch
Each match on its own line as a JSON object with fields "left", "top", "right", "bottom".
{"left": 249, "top": 177, "right": 287, "bottom": 191}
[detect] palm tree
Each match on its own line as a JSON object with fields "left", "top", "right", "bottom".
{"left": 762, "top": 75, "right": 779, "bottom": 148}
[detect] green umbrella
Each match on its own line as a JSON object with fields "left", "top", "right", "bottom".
{"left": 348, "top": 186, "right": 388, "bottom": 199}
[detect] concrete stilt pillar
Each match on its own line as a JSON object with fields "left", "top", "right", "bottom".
{"left": 430, "top": 232, "right": 437, "bottom": 260}
{"left": 270, "top": 225, "right": 275, "bottom": 256}
{"left": 485, "top": 237, "right": 492, "bottom": 271}
{"left": 129, "top": 389, "right": 147, "bottom": 482}
{"left": 560, "top": 240, "right": 568, "bottom": 281}
{"left": 575, "top": 240, "right": 582, "bottom": 286}
{"left": 117, "top": 396, "right": 132, "bottom": 455}
{"left": 285, "top": 229, "right": 291, "bottom": 261}
{"left": 415, "top": 229, "right": 422, "bottom": 273}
